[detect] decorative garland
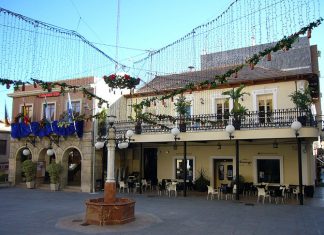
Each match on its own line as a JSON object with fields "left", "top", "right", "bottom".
{"left": 133, "top": 18, "right": 323, "bottom": 111}
{"left": 1, "top": 18, "right": 323, "bottom": 130}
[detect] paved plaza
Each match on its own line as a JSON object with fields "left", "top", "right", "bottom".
{"left": 0, "top": 187, "right": 324, "bottom": 235}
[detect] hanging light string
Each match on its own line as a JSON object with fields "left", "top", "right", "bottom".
{"left": 0, "top": 17, "right": 322, "bottom": 118}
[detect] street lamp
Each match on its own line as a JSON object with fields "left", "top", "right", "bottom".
{"left": 225, "top": 124, "right": 239, "bottom": 200}
{"left": 171, "top": 127, "right": 180, "bottom": 150}
{"left": 291, "top": 120, "right": 303, "bottom": 205}
{"left": 170, "top": 127, "right": 188, "bottom": 197}
{"left": 94, "top": 115, "right": 135, "bottom": 203}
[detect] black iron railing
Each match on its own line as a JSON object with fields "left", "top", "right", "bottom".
{"left": 114, "top": 109, "right": 320, "bottom": 135}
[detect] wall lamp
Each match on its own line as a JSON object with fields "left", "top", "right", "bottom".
{"left": 217, "top": 142, "right": 222, "bottom": 150}
{"left": 291, "top": 120, "right": 302, "bottom": 137}
{"left": 22, "top": 143, "right": 31, "bottom": 156}
{"left": 171, "top": 127, "right": 180, "bottom": 150}
{"left": 225, "top": 124, "right": 235, "bottom": 140}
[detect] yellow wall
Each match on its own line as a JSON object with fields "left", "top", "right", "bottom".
{"left": 116, "top": 80, "right": 318, "bottom": 119}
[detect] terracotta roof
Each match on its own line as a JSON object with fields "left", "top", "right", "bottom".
{"left": 137, "top": 65, "right": 313, "bottom": 93}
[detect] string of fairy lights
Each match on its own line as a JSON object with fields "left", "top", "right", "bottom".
{"left": 0, "top": 0, "right": 322, "bottom": 127}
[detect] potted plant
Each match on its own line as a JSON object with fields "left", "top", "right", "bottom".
{"left": 47, "top": 162, "right": 63, "bottom": 191}
{"left": 174, "top": 95, "right": 191, "bottom": 132}
{"left": 21, "top": 160, "right": 37, "bottom": 189}
{"left": 193, "top": 168, "right": 210, "bottom": 192}
{"left": 96, "top": 108, "right": 108, "bottom": 137}
{"left": 133, "top": 104, "right": 143, "bottom": 134}
{"left": 222, "top": 85, "right": 249, "bottom": 130}
{"left": 289, "top": 87, "right": 313, "bottom": 126}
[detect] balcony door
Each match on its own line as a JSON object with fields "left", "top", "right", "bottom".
{"left": 215, "top": 98, "right": 229, "bottom": 125}
{"left": 257, "top": 94, "right": 273, "bottom": 124}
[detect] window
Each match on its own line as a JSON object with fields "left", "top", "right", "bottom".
{"left": 0, "top": 140, "right": 6, "bottom": 155}
{"left": 257, "top": 94, "right": 273, "bottom": 124}
{"left": 67, "top": 100, "right": 81, "bottom": 115}
{"left": 257, "top": 159, "right": 280, "bottom": 183}
{"left": 216, "top": 99, "right": 229, "bottom": 121}
{"left": 43, "top": 103, "right": 55, "bottom": 121}
{"left": 20, "top": 104, "right": 33, "bottom": 121}
{"left": 175, "top": 159, "right": 194, "bottom": 181}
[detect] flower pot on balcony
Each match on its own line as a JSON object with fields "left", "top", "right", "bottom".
{"left": 135, "top": 122, "right": 142, "bottom": 134}
{"left": 179, "top": 123, "right": 186, "bottom": 132}
{"left": 232, "top": 119, "right": 241, "bottom": 130}
{"left": 297, "top": 115, "right": 307, "bottom": 126}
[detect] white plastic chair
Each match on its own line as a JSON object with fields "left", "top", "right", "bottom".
{"left": 119, "top": 181, "right": 129, "bottom": 193}
{"left": 141, "top": 179, "right": 148, "bottom": 191}
{"left": 167, "top": 183, "right": 177, "bottom": 197}
{"left": 257, "top": 187, "right": 271, "bottom": 204}
{"left": 207, "top": 186, "right": 219, "bottom": 200}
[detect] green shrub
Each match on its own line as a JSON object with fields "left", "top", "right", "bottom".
{"left": 47, "top": 162, "right": 63, "bottom": 184}
{"left": 22, "top": 160, "right": 37, "bottom": 182}
{"left": 193, "top": 169, "right": 210, "bottom": 192}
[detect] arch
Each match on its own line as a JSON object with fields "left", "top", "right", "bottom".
{"left": 37, "top": 148, "right": 56, "bottom": 184}
{"left": 15, "top": 146, "right": 32, "bottom": 184}
{"left": 62, "top": 147, "right": 83, "bottom": 188}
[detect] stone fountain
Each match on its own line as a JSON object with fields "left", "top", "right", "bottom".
{"left": 85, "top": 119, "right": 135, "bottom": 225}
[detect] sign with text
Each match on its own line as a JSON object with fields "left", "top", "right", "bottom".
{"left": 38, "top": 92, "right": 60, "bottom": 98}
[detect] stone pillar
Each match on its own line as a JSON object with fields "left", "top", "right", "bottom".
{"left": 104, "top": 126, "right": 116, "bottom": 203}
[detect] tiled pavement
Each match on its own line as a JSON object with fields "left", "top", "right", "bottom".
{"left": 1, "top": 187, "right": 324, "bottom": 235}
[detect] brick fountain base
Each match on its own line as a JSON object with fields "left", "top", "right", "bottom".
{"left": 85, "top": 182, "right": 136, "bottom": 225}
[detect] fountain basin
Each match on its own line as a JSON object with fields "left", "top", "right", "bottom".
{"left": 85, "top": 197, "right": 135, "bottom": 225}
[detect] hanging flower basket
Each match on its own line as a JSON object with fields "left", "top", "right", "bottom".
{"left": 103, "top": 74, "right": 140, "bottom": 89}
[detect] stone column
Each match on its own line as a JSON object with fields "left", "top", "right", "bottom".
{"left": 104, "top": 126, "right": 116, "bottom": 203}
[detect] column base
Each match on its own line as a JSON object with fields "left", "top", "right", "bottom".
{"left": 104, "top": 182, "right": 116, "bottom": 203}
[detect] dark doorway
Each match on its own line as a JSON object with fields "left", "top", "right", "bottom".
{"left": 144, "top": 148, "right": 157, "bottom": 187}
{"left": 67, "top": 149, "right": 81, "bottom": 186}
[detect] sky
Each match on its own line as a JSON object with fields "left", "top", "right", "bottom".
{"left": 0, "top": 0, "right": 323, "bottom": 121}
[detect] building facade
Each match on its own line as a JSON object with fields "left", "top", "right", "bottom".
{"left": 109, "top": 37, "right": 321, "bottom": 191}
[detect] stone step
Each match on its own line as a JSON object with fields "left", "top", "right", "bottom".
{"left": 62, "top": 185, "right": 81, "bottom": 192}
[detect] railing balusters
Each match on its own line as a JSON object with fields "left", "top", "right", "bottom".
{"left": 113, "top": 108, "right": 320, "bottom": 134}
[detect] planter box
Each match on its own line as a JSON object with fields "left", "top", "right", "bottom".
{"left": 233, "top": 119, "right": 241, "bottom": 130}
{"left": 26, "top": 181, "right": 35, "bottom": 189}
{"left": 179, "top": 123, "right": 186, "bottom": 132}
{"left": 50, "top": 183, "right": 60, "bottom": 191}
{"left": 135, "top": 123, "right": 142, "bottom": 134}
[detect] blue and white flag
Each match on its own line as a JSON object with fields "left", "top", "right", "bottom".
{"left": 44, "top": 96, "right": 53, "bottom": 131}
{"left": 67, "top": 93, "right": 76, "bottom": 131}
{"left": 44, "top": 96, "right": 51, "bottom": 121}
{"left": 67, "top": 93, "right": 74, "bottom": 123}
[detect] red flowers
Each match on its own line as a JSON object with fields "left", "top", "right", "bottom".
{"left": 103, "top": 74, "right": 140, "bottom": 89}
{"left": 109, "top": 74, "right": 116, "bottom": 80}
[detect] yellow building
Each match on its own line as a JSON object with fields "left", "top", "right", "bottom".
{"left": 109, "top": 37, "right": 321, "bottom": 198}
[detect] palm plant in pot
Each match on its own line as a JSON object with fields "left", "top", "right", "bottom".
{"left": 47, "top": 162, "right": 63, "bottom": 191}
{"left": 97, "top": 108, "right": 108, "bottom": 137}
{"left": 222, "top": 85, "right": 249, "bottom": 130}
{"left": 174, "top": 95, "right": 191, "bottom": 132}
{"left": 289, "top": 87, "right": 313, "bottom": 126}
{"left": 133, "top": 103, "right": 144, "bottom": 134}
{"left": 22, "top": 159, "right": 37, "bottom": 189}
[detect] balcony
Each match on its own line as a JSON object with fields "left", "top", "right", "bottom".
{"left": 114, "top": 109, "right": 320, "bottom": 136}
